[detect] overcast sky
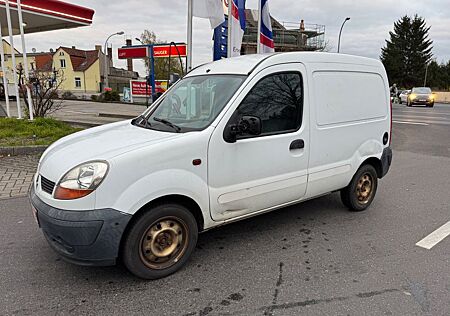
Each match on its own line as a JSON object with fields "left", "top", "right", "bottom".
{"left": 22, "top": 0, "right": 450, "bottom": 77}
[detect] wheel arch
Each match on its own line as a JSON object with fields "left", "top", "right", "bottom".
{"left": 360, "top": 157, "right": 383, "bottom": 178}
{"left": 119, "top": 194, "right": 205, "bottom": 259}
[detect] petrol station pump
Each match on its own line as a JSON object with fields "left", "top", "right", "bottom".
{"left": 118, "top": 42, "right": 187, "bottom": 105}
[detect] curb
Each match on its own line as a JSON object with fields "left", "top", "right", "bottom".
{"left": 0, "top": 145, "right": 47, "bottom": 157}
{"left": 61, "top": 120, "right": 101, "bottom": 128}
{"left": 98, "top": 113, "right": 136, "bottom": 119}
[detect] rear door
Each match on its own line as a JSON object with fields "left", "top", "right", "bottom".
{"left": 208, "top": 63, "right": 310, "bottom": 221}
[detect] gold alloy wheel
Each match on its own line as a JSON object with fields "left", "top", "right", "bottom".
{"left": 355, "top": 173, "right": 374, "bottom": 204}
{"left": 139, "top": 216, "right": 189, "bottom": 270}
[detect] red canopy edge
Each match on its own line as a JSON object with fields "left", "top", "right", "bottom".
{"left": 0, "top": 0, "right": 94, "bottom": 25}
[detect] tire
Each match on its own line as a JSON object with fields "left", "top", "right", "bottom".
{"left": 122, "top": 203, "right": 198, "bottom": 279}
{"left": 340, "top": 164, "right": 378, "bottom": 212}
{"left": 428, "top": 102, "right": 434, "bottom": 108}
{"left": 399, "top": 99, "right": 402, "bottom": 104}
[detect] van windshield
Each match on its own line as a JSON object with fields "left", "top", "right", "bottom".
{"left": 136, "top": 75, "right": 246, "bottom": 133}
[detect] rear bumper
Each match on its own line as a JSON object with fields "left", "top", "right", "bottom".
{"left": 380, "top": 147, "right": 393, "bottom": 178}
{"left": 30, "top": 186, "right": 131, "bottom": 266}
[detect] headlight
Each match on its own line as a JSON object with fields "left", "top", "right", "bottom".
{"left": 54, "top": 161, "right": 109, "bottom": 200}
{"left": 409, "top": 94, "right": 416, "bottom": 100}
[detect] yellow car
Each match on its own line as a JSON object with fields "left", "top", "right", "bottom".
{"left": 407, "top": 87, "right": 435, "bottom": 107}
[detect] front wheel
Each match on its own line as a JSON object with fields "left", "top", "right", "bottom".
{"left": 340, "top": 164, "right": 378, "bottom": 212}
{"left": 122, "top": 203, "right": 198, "bottom": 279}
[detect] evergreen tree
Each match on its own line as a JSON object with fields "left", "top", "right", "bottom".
{"left": 381, "top": 15, "right": 433, "bottom": 88}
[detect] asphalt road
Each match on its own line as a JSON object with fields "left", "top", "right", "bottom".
{"left": 1, "top": 103, "right": 450, "bottom": 315}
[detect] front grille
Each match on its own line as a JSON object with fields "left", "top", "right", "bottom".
{"left": 40, "top": 175, "right": 56, "bottom": 195}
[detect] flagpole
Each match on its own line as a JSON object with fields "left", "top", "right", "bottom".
{"left": 5, "top": 0, "right": 22, "bottom": 118}
{"left": 227, "top": 0, "right": 232, "bottom": 57}
{"left": 187, "top": 0, "right": 193, "bottom": 72}
{"left": 257, "top": 0, "right": 261, "bottom": 53}
{"left": 18, "top": 0, "right": 33, "bottom": 120}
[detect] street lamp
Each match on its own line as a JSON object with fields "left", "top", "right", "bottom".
{"left": 337, "top": 17, "right": 351, "bottom": 53}
{"left": 103, "top": 31, "right": 124, "bottom": 90}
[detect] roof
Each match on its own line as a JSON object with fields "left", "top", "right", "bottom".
{"left": 59, "top": 47, "right": 100, "bottom": 71}
{"left": 35, "top": 53, "right": 53, "bottom": 72}
{"left": 0, "top": 0, "right": 94, "bottom": 35}
{"left": 187, "top": 52, "right": 383, "bottom": 77}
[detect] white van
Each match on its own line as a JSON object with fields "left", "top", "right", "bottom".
{"left": 30, "top": 52, "right": 392, "bottom": 279}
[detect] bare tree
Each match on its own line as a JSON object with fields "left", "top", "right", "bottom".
{"left": 17, "top": 64, "right": 66, "bottom": 118}
{"left": 140, "top": 29, "right": 185, "bottom": 79}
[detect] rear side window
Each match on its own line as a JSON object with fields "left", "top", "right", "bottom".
{"left": 235, "top": 72, "right": 303, "bottom": 136}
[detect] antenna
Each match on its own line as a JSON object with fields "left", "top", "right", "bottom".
{"left": 32, "top": 48, "right": 36, "bottom": 53}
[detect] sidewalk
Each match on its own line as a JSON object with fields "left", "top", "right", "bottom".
{"left": 0, "top": 154, "right": 40, "bottom": 199}
{"left": 4, "top": 99, "right": 146, "bottom": 126}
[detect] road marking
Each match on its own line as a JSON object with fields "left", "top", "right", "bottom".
{"left": 392, "top": 120, "right": 429, "bottom": 126}
{"left": 416, "top": 221, "right": 450, "bottom": 249}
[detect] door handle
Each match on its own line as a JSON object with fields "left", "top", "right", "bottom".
{"left": 290, "top": 139, "right": 305, "bottom": 150}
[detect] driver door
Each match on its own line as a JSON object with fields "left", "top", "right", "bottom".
{"left": 208, "top": 63, "right": 310, "bottom": 221}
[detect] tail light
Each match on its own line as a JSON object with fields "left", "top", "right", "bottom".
{"left": 389, "top": 98, "right": 392, "bottom": 146}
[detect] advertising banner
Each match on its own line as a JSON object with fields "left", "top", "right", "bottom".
{"left": 130, "top": 80, "right": 168, "bottom": 97}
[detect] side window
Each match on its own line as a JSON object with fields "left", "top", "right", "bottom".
{"left": 236, "top": 72, "right": 303, "bottom": 136}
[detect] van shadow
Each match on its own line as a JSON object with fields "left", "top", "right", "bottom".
{"left": 49, "top": 192, "right": 351, "bottom": 285}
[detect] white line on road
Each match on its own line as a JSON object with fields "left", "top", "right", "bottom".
{"left": 416, "top": 221, "right": 450, "bottom": 249}
{"left": 393, "top": 120, "right": 429, "bottom": 126}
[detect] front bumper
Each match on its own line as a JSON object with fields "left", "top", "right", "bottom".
{"left": 30, "top": 186, "right": 131, "bottom": 266}
{"left": 410, "top": 99, "right": 433, "bottom": 105}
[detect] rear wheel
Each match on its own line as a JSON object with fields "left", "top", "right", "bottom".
{"left": 122, "top": 203, "right": 198, "bottom": 279}
{"left": 340, "top": 164, "right": 378, "bottom": 212}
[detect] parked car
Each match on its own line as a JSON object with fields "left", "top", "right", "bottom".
{"left": 30, "top": 52, "right": 393, "bottom": 279}
{"left": 407, "top": 87, "right": 435, "bottom": 107}
{"left": 399, "top": 90, "right": 411, "bottom": 104}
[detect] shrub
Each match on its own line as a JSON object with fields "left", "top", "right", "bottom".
{"left": 62, "top": 91, "right": 77, "bottom": 100}
{"left": 101, "top": 90, "right": 120, "bottom": 102}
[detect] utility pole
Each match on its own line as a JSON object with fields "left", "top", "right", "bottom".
{"left": 337, "top": 17, "right": 351, "bottom": 53}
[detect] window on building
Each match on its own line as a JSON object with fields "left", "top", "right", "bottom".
{"left": 30, "top": 62, "right": 35, "bottom": 70}
{"left": 59, "top": 51, "right": 64, "bottom": 56}
{"left": 60, "top": 59, "right": 66, "bottom": 68}
{"left": 75, "top": 77, "right": 81, "bottom": 88}
{"left": 235, "top": 72, "right": 303, "bottom": 137}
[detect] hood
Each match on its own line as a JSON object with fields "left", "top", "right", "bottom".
{"left": 39, "top": 120, "right": 183, "bottom": 181}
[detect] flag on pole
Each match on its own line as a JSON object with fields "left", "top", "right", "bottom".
{"left": 192, "top": 0, "right": 225, "bottom": 29}
{"left": 259, "top": 0, "right": 274, "bottom": 53}
{"left": 229, "top": 0, "right": 246, "bottom": 57}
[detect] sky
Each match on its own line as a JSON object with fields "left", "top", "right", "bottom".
{"left": 21, "top": 0, "right": 450, "bottom": 78}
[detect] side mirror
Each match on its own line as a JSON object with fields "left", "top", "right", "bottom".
{"left": 238, "top": 115, "right": 262, "bottom": 136}
{"left": 223, "top": 116, "right": 262, "bottom": 143}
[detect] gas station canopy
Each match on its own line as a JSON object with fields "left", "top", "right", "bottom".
{"left": 0, "top": 0, "right": 94, "bottom": 35}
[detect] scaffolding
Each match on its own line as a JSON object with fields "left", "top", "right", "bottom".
{"left": 241, "top": 18, "right": 326, "bottom": 54}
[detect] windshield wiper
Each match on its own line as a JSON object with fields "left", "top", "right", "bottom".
{"left": 153, "top": 117, "right": 181, "bottom": 132}
{"left": 132, "top": 115, "right": 151, "bottom": 129}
